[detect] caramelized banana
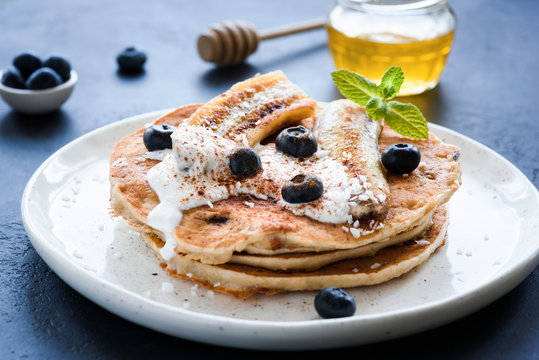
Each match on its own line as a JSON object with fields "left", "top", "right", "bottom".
{"left": 188, "top": 70, "right": 317, "bottom": 146}
{"left": 313, "top": 99, "right": 390, "bottom": 219}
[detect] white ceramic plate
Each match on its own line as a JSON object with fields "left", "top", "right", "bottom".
{"left": 21, "top": 109, "right": 539, "bottom": 350}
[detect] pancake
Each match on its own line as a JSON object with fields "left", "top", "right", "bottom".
{"left": 138, "top": 202, "right": 436, "bottom": 272}
{"left": 142, "top": 205, "right": 449, "bottom": 299}
{"left": 228, "top": 206, "right": 436, "bottom": 271}
{"left": 110, "top": 104, "right": 460, "bottom": 265}
{"left": 109, "top": 71, "right": 461, "bottom": 299}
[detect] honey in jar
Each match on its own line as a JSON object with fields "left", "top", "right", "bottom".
{"left": 326, "top": 0, "right": 456, "bottom": 96}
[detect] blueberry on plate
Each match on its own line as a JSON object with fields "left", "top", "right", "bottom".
{"left": 229, "top": 148, "right": 261, "bottom": 177}
{"left": 314, "top": 287, "right": 356, "bottom": 319}
{"left": 275, "top": 125, "right": 318, "bottom": 158}
{"left": 43, "top": 56, "right": 71, "bottom": 82}
{"left": 143, "top": 124, "right": 177, "bottom": 151}
{"left": 13, "top": 52, "right": 42, "bottom": 80}
{"left": 25, "top": 67, "right": 63, "bottom": 90}
{"left": 116, "top": 47, "right": 147, "bottom": 73}
{"left": 281, "top": 174, "right": 323, "bottom": 204}
{"left": 381, "top": 143, "right": 421, "bottom": 174}
{"left": 1, "top": 67, "right": 26, "bottom": 89}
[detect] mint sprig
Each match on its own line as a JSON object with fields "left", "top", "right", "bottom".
{"left": 331, "top": 67, "right": 428, "bottom": 139}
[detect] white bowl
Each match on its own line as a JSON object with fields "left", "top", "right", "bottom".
{"left": 0, "top": 70, "right": 77, "bottom": 115}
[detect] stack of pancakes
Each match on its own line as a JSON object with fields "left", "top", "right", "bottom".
{"left": 109, "top": 71, "right": 461, "bottom": 299}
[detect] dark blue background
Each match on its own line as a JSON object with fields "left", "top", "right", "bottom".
{"left": 1, "top": 0, "right": 538, "bottom": 358}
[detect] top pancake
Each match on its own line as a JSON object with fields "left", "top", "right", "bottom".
{"left": 110, "top": 104, "right": 461, "bottom": 265}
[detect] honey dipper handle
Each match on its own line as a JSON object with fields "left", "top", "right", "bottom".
{"left": 258, "top": 17, "right": 326, "bottom": 40}
{"left": 197, "top": 17, "right": 327, "bottom": 66}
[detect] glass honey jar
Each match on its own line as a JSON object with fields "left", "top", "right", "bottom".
{"left": 326, "top": 0, "right": 456, "bottom": 96}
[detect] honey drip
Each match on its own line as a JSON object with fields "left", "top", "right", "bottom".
{"left": 327, "top": 26, "right": 454, "bottom": 96}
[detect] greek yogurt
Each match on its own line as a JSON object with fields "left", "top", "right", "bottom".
{"left": 146, "top": 123, "right": 381, "bottom": 260}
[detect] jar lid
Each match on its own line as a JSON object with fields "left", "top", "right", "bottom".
{"left": 338, "top": 0, "right": 448, "bottom": 13}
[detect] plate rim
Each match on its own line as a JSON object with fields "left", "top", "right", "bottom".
{"left": 20, "top": 108, "right": 539, "bottom": 350}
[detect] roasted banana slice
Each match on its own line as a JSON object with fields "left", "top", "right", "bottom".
{"left": 313, "top": 99, "right": 390, "bottom": 219}
{"left": 188, "top": 70, "right": 318, "bottom": 146}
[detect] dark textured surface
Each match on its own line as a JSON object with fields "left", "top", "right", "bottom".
{"left": 0, "top": 0, "right": 538, "bottom": 359}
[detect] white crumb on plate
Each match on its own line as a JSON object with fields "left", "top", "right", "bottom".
{"left": 161, "top": 282, "right": 174, "bottom": 293}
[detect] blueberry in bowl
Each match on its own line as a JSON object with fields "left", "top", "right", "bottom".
{"left": 13, "top": 52, "right": 42, "bottom": 80}
{"left": 43, "top": 56, "right": 72, "bottom": 82}
{"left": 117, "top": 47, "right": 147, "bottom": 73}
{"left": 1, "top": 67, "right": 26, "bottom": 89}
{"left": 25, "top": 67, "right": 63, "bottom": 90}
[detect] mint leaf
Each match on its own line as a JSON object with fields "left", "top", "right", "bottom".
{"left": 386, "top": 101, "right": 429, "bottom": 139}
{"left": 366, "top": 97, "right": 388, "bottom": 121}
{"left": 378, "top": 66, "right": 404, "bottom": 99}
{"left": 330, "top": 67, "right": 429, "bottom": 140}
{"left": 331, "top": 69, "right": 378, "bottom": 106}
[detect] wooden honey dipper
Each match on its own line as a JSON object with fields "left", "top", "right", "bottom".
{"left": 197, "top": 18, "right": 326, "bottom": 66}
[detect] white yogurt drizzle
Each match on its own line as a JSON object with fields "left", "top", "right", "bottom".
{"left": 146, "top": 123, "right": 381, "bottom": 260}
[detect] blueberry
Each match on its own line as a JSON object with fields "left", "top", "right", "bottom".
{"left": 281, "top": 174, "right": 323, "bottom": 204}
{"left": 116, "top": 47, "right": 147, "bottom": 73}
{"left": 381, "top": 143, "right": 421, "bottom": 174}
{"left": 25, "top": 67, "right": 62, "bottom": 90}
{"left": 13, "top": 52, "right": 42, "bottom": 79}
{"left": 229, "top": 148, "right": 261, "bottom": 177}
{"left": 43, "top": 56, "right": 71, "bottom": 82}
{"left": 1, "top": 67, "right": 26, "bottom": 89}
{"left": 143, "top": 124, "right": 176, "bottom": 151}
{"left": 275, "top": 125, "right": 318, "bottom": 158}
{"left": 314, "top": 287, "right": 356, "bottom": 319}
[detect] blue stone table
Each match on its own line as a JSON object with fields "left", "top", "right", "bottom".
{"left": 1, "top": 0, "right": 537, "bottom": 358}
